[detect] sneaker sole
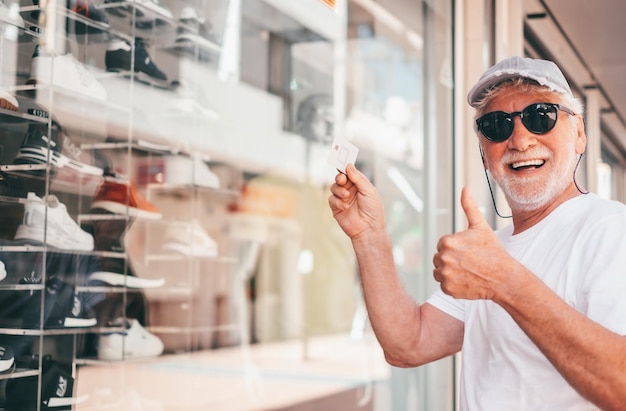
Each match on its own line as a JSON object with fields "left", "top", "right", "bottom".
{"left": 46, "top": 394, "right": 90, "bottom": 408}
{"left": 0, "top": 357, "right": 14, "bottom": 373}
{"left": 90, "top": 200, "right": 162, "bottom": 219}
{"left": 64, "top": 317, "right": 97, "bottom": 327}
{"left": 15, "top": 146, "right": 104, "bottom": 176}
{"left": 106, "top": 66, "right": 168, "bottom": 87}
{"left": 14, "top": 224, "right": 94, "bottom": 251}
{"left": 98, "top": 340, "right": 163, "bottom": 361}
{"left": 89, "top": 271, "right": 165, "bottom": 288}
{"left": 162, "top": 241, "right": 217, "bottom": 257}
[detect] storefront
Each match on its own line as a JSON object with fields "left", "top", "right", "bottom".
{"left": 0, "top": 0, "right": 623, "bottom": 409}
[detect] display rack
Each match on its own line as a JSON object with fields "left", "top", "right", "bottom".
{"left": 0, "top": 0, "right": 341, "bottom": 408}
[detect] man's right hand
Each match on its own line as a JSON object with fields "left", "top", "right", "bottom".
{"left": 328, "top": 164, "right": 386, "bottom": 240}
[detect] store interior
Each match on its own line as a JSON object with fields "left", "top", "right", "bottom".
{"left": 0, "top": 0, "right": 480, "bottom": 408}
{"left": 0, "top": 0, "right": 397, "bottom": 409}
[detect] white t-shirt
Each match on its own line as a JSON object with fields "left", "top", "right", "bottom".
{"left": 427, "top": 193, "right": 626, "bottom": 411}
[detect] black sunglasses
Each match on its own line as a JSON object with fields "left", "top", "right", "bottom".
{"left": 476, "top": 102, "right": 576, "bottom": 142}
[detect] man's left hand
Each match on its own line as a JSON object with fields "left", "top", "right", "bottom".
{"left": 432, "top": 186, "right": 518, "bottom": 300}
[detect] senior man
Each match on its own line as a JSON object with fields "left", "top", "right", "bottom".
{"left": 328, "top": 56, "right": 626, "bottom": 410}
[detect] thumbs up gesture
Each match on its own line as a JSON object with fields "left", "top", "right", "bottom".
{"left": 432, "top": 187, "right": 518, "bottom": 301}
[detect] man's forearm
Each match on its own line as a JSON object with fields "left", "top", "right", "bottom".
{"left": 497, "top": 270, "right": 626, "bottom": 411}
{"left": 351, "top": 230, "right": 424, "bottom": 360}
{"left": 351, "top": 228, "right": 467, "bottom": 368}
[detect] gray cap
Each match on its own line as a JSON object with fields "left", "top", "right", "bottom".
{"left": 467, "top": 56, "right": 573, "bottom": 107}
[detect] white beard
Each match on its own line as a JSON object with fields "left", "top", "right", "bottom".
{"left": 490, "top": 146, "right": 579, "bottom": 212}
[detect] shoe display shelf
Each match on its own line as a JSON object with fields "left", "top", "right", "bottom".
{"left": 7, "top": 0, "right": 224, "bottom": 148}
{"left": 0, "top": 205, "right": 130, "bottom": 407}
{"left": 0, "top": 0, "right": 344, "bottom": 407}
{"left": 7, "top": 0, "right": 339, "bottom": 185}
{"left": 0, "top": 77, "right": 157, "bottom": 411}
{"left": 20, "top": 0, "right": 176, "bottom": 42}
{"left": 20, "top": 0, "right": 223, "bottom": 65}
{"left": 144, "top": 180, "right": 240, "bottom": 262}
{"left": 122, "top": 171, "right": 245, "bottom": 352}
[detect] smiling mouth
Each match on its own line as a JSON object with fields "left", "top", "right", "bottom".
{"left": 510, "top": 159, "right": 546, "bottom": 170}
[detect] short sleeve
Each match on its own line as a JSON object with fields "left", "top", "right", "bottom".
{"left": 426, "top": 289, "right": 465, "bottom": 322}
{"left": 577, "top": 209, "right": 626, "bottom": 335}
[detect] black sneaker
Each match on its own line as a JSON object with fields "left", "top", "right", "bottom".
{"left": 105, "top": 39, "right": 167, "bottom": 83}
{"left": 21, "top": 275, "right": 97, "bottom": 329}
{"left": 6, "top": 355, "right": 80, "bottom": 411}
{"left": 11, "top": 108, "right": 62, "bottom": 177}
{"left": 13, "top": 116, "right": 103, "bottom": 177}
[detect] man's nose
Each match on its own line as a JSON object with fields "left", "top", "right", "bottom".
{"left": 507, "top": 116, "right": 537, "bottom": 151}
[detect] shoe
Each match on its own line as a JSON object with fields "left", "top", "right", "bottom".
{"left": 132, "top": 0, "right": 172, "bottom": 30}
{"left": 27, "top": 45, "right": 107, "bottom": 101}
{"left": 88, "top": 271, "right": 165, "bottom": 288}
{"left": 149, "top": 155, "right": 220, "bottom": 188}
{"left": 68, "top": 0, "right": 110, "bottom": 35}
{"left": 162, "top": 221, "right": 218, "bottom": 258}
{"left": 6, "top": 354, "right": 87, "bottom": 410}
{"left": 12, "top": 118, "right": 62, "bottom": 175}
{"left": 21, "top": 275, "right": 97, "bottom": 329}
{"left": 98, "top": 318, "right": 163, "bottom": 360}
{"left": 0, "top": 1, "right": 24, "bottom": 28}
{"left": 91, "top": 178, "right": 162, "bottom": 219}
{"left": 0, "top": 87, "right": 18, "bottom": 111}
{"left": 0, "top": 260, "right": 6, "bottom": 282}
{"left": 13, "top": 120, "right": 104, "bottom": 176}
{"left": 0, "top": 345, "right": 14, "bottom": 373}
{"left": 175, "top": 6, "right": 219, "bottom": 60}
{"left": 14, "top": 192, "right": 95, "bottom": 251}
{"left": 105, "top": 39, "right": 167, "bottom": 83}
{"left": 166, "top": 79, "right": 219, "bottom": 119}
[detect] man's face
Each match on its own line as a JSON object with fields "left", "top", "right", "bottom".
{"left": 479, "top": 91, "right": 586, "bottom": 212}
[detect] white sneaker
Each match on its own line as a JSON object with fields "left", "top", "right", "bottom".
{"left": 14, "top": 192, "right": 95, "bottom": 251}
{"left": 161, "top": 221, "right": 218, "bottom": 257}
{"left": 175, "top": 6, "right": 220, "bottom": 59}
{"left": 0, "top": 260, "right": 6, "bottom": 282}
{"left": 98, "top": 318, "right": 164, "bottom": 361}
{"left": 167, "top": 79, "right": 219, "bottom": 120}
{"left": 158, "top": 155, "right": 220, "bottom": 189}
{"left": 28, "top": 46, "right": 107, "bottom": 101}
{"left": 88, "top": 271, "right": 165, "bottom": 288}
{"left": 0, "top": 344, "right": 14, "bottom": 373}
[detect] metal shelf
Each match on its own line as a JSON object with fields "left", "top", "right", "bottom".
{"left": 0, "top": 368, "right": 40, "bottom": 381}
